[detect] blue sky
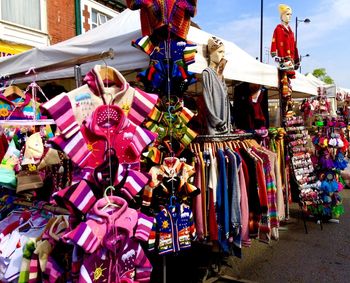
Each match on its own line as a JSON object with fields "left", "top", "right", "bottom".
{"left": 194, "top": 0, "right": 350, "bottom": 88}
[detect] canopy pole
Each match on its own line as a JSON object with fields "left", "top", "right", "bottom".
{"left": 74, "top": 64, "right": 82, "bottom": 87}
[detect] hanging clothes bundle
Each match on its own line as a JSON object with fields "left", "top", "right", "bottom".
{"left": 190, "top": 135, "right": 283, "bottom": 258}
{"left": 0, "top": 76, "right": 69, "bottom": 202}
{"left": 37, "top": 63, "right": 163, "bottom": 283}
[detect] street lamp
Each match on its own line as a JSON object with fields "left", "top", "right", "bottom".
{"left": 295, "top": 17, "right": 311, "bottom": 46}
{"left": 260, "top": 0, "right": 263, "bottom": 62}
{"left": 299, "top": 53, "right": 310, "bottom": 73}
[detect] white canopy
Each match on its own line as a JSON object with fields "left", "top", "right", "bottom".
{"left": 305, "top": 73, "right": 336, "bottom": 97}
{"left": 0, "top": 9, "right": 317, "bottom": 96}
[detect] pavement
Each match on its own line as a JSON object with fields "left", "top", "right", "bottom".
{"left": 210, "top": 189, "right": 350, "bottom": 283}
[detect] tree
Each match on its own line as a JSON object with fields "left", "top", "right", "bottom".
{"left": 312, "top": 68, "right": 334, "bottom": 84}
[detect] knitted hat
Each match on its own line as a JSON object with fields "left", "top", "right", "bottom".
{"left": 22, "top": 132, "right": 44, "bottom": 165}
{"left": 207, "top": 36, "right": 224, "bottom": 53}
{"left": 278, "top": 4, "right": 292, "bottom": 15}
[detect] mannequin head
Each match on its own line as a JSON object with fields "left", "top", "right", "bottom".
{"left": 208, "top": 36, "right": 225, "bottom": 69}
{"left": 279, "top": 4, "right": 292, "bottom": 25}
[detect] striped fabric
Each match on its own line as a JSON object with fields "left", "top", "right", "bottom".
{"left": 135, "top": 212, "right": 154, "bottom": 242}
{"left": 253, "top": 156, "right": 271, "bottom": 243}
{"left": 53, "top": 180, "right": 97, "bottom": 216}
{"left": 254, "top": 149, "right": 279, "bottom": 229}
{"left": 50, "top": 131, "right": 91, "bottom": 167}
{"left": 116, "top": 167, "right": 151, "bottom": 200}
{"left": 183, "top": 41, "right": 197, "bottom": 65}
{"left": 129, "top": 87, "right": 158, "bottom": 125}
{"left": 142, "top": 145, "right": 163, "bottom": 164}
{"left": 28, "top": 253, "right": 40, "bottom": 283}
{"left": 84, "top": 66, "right": 159, "bottom": 126}
{"left": 63, "top": 221, "right": 104, "bottom": 253}
{"left": 43, "top": 258, "right": 63, "bottom": 283}
{"left": 64, "top": 209, "right": 152, "bottom": 254}
{"left": 134, "top": 244, "right": 152, "bottom": 282}
{"left": 42, "top": 94, "right": 80, "bottom": 139}
{"left": 50, "top": 105, "right": 157, "bottom": 170}
{"left": 132, "top": 35, "right": 155, "bottom": 55}
{"left": 178, "top": 106, "right": 195, "bottom": 124}
{"left": 145, "top": 102, "right": 197, "bottom": 160}
{"left": 42, "top": 65, "right": 158, "bottom": 132}
{"left": 148, "top": 106, "right": 163, "bottom": 123}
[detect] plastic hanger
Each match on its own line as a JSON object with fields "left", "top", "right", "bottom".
{"left": 168, "top": 195, "right": 177, "bottom": 210}
{"left": 3, "top": 85, "right": 26, "bottom": 99}
{"left": 99, "top": 65, "right": 118, "bottom": 83}
{"left": 48, "top": 215, "right": 69, "bottom": 241}
{"left": 102, "top": 185, "right": 120, "bottom": 211}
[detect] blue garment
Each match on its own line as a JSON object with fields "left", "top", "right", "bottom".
{"left": 134, "top": 38, "right": 197, "bottom": 96}
{"left": 216, "top": 149, "right": 229, "bottom": 253}
{"left": 225, "top": 148, "right": 242, "bottom": 258}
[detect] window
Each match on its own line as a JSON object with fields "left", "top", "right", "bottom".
{"left": 91, "top": 9, "right": 111, "bottom": 29}
{"left": 1, "top": 0, "right": 43, "bottom": 30}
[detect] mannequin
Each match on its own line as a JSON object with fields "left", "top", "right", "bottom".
{"left": 202, "top": 37, "right": 231, "bottom": 135}
{"left": 270, "top": 4, "right": 299, "bottom": 77}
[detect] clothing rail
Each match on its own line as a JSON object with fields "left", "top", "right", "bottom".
{"left": 194, "top": 132, "right": 255, "bottom": 142}
{"left": 0, "top": 48, "right": 115, "bottom": 81}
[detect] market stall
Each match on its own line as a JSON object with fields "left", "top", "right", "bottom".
{"left": 0, "top": 4, "right": 344, "bottom": 283}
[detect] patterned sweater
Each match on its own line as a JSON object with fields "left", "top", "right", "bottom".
{"left": 149, "top": 203, "right": 196, "bottom": 255}
{"left": 48, "top": 102, "right": 157, "bottom": 171}
{"left": 126, "top": 0, "right": 197, "bottom": 40}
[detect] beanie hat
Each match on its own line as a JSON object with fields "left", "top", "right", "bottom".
{"left": 22, "top": 132, "right": 44, "bottom": 165}
{"left": 278, "top": 4, "right": 292, "bottom": 15}
{"left": 207, "top": 36, "right": 224, "bottom": 53}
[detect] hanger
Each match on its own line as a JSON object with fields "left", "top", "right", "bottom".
{"left": 102, "top": 185, "right": 120, "bottom": 211}
{"left": 99, "top": 65, "right": 118, "bottom": 83}
{"left": 49, "top": 215, "right": 69, "bottom": 241}
{"left": 168, "top": 195, "right": 177, "bottom": 210}
{"left": 3, "top": 85, "right": 26, "bottom": 99}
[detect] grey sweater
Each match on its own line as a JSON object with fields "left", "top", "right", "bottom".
{"left": 202, "top": 67, "right": 231, "bottom": 135}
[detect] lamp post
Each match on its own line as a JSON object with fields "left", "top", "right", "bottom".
{"left": 295, "top": 17, "right": 311, "bottom": 47}
{"left": 299, "top": 53, "right": 310, "bottom": 73}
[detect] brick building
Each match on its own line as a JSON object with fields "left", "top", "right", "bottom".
{"left": 0, "top": 0, "right": 125, "bottom": 57}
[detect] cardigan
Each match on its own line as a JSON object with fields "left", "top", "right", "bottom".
{"left": 142, "top": 157, "right": 199, "bottom": 207}
{"left": 236, "top": 152, "right": 250, "bottom": 247}
{"left": 148, "top": 203, "right": 196, "bottom": 255}
{"left": 133, "top": 37, "right": 197, "bottom": 95}
{"left": 42, "top": 65, "right": 158, "bottom": 134}
{"left": 216, "top": 149, "right": 230, "bottom": 253}
{"left": 271, "top": 24, "right": 299, "bottom": 64}
{"left": 63, "top": 198, "right": 154, "bottom": 252}
{"left": 50, "top": 104, "right": 157, "bottom": 170}
{"left": 79, "top": 237, "right": 152, "bottom": 283}
{"left": 202, "top": 67, "right": 231, "bottom": 135}
{"left": 126, "top": 0, "right": 197, "bottom": 40}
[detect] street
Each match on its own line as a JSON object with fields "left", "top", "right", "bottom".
{"left": 215, "top": 189, "right": 350, "bottom": 283}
